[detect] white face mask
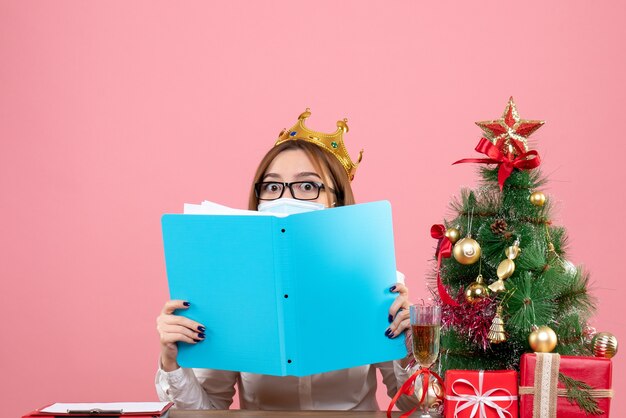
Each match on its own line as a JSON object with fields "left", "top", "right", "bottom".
{"left": 258, "top": 198, "right": 326, "bottom": 215}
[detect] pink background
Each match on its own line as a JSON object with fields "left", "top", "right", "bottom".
{"left": 1, "top": 1, "right": 625, "bottom": 416}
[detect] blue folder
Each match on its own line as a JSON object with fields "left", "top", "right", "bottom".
{"left": 161, "top": 200, "right": 406, "bottom": 377}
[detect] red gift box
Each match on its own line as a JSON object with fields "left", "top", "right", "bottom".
{"left": 519, "top": 353, "right": 613, "bottom": 418}
{"left": 445, "top": 369, "right": 518, "bottom": 418}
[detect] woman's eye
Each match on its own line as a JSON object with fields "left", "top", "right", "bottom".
{"left": 298, "top": 182, "right": 316, "bottom": 192}
{"left": 265, "top": 183, "right": 281, "bottom": 192}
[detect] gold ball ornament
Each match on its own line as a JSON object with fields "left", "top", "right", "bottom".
{"left": 414, "top": 376, "right": 444, "bottom": 409}
{"left": 592, "top": 332, "right": 618, "bottom": 359}
{"left": 453, "top": 237, "right": 481, "bottom": 265}
{"left": 465, "top": 274, "right": 489, "bottom": 304}
{"left": 445, "top": 227, "right": 461, "bottom": 244}
{"left": 529, "top": 326, "right": 558, "bottom": 352}
{"left": 530, "top": 191, "right": 546, "bottom": 207}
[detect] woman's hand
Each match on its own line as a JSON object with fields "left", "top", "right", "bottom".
{"left": 156, "top": 300, "right": 206, "bottom": 372}
{"left": 386, "top": 283, "right": 411, "bottom": 338}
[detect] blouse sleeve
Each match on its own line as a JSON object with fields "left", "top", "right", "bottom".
{"left": 155, "top": 365, "right": 239, "bottom": 410}
{"left": 375, "top": 359, "right": 420, "bottom": 412}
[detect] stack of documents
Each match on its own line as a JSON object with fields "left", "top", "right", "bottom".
{"left": 162, "top": 200, "right": 406, "bottom": 377}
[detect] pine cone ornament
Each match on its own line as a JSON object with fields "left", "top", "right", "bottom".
{"left": 491, "top": 219, "right": 508, "bottom": 235}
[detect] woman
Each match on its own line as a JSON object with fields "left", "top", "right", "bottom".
{"left": 155, "top": 109, "right": 416, "bottom": 411}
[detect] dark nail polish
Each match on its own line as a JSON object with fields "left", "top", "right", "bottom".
{"left": 183, "top": 301, "right": 190, "bottom": 307}
{"left": 198, "top": 326, "right": 206, "bottom": 332}
{"left": 198, "top": 333, "right": 205, "bottom": 339}
{"left": 388, "top": 314, "right": 393, "bottom": 323}
{"left": 389, "top": 285, "right": 396, "bottom": 291}
{"left": 385, "top": 328, "right": 392, "bottom": 336}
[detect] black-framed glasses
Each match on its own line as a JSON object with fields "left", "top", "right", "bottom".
{"left": 255, "top": 181, "right": 326, "bottom": 201}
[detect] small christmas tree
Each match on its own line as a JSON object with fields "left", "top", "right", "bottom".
{"left": 430, "top": 97, "right": 596, "bottom": 374}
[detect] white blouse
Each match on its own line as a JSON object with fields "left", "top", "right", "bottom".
{"left": 155, "top": 360, "right": 418, "bottom": 411}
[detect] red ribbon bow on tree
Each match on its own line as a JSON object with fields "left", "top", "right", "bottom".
{"left": 387, "top": 367, "right": 445, "bottom": 418}
{"left": 453, "top": 138, "right": 541, "bottom": 190}
{"left": 431, "top": 224, "right": 459, "bottom": 307}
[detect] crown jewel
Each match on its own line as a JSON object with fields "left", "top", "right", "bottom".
{"left": 275, "top": 108, "right": 363, "bottom": 181}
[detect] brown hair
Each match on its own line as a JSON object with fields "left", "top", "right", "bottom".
{"left": 248, "top": 140, "right": 356, "bottom": 210}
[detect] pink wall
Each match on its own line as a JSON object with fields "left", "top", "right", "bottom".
{"left": 2, "top": 1, "right": 625, "bottom": 416}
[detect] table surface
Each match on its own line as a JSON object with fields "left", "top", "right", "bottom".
{"left": 170, "top": 411, "right": 402, "bottom": 418}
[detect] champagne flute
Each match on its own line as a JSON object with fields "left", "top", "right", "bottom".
{"left": 410, "top": 304, "right": 442, "bottom": 418}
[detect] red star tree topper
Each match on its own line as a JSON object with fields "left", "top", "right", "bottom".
{"left": 475, "top": 97, "right": 544, "bottom": 157}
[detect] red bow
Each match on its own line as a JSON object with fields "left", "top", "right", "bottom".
{"left": 387, "top": 367, "right": 445, "bottom": 418}
{"left": 431, "top": 224, "right": 459, "bottom": 307}
{"left": 453, "top": 138, "right": 541, "bottom": 190}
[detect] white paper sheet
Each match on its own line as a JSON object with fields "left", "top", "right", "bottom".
{"left": 40, "top": 402, "right": 169, "bottom": 414}
{"left": 183, "top": 200, "right": 286, "bottom": 216}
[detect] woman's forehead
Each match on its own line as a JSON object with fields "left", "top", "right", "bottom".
{"left": 266, "top": 149, "right": 321, "bottom": 177}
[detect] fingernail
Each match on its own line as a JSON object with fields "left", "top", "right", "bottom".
{"left": 198, "top": 326, "right": 206, "bottom": 332}
{"left": 198, "top": 333, "right": 205, "bottom": 339}
{"left": 389, "top": 285, "right": 396, "bottom": 291}
{"left": 183, "top": 301, "right": 190, "bottom": 307}
{"left": 388, "top": 314, "right": 393, "bottom": 323}
{"left": 385, "top": 328, "right": 392, "bottom": 336}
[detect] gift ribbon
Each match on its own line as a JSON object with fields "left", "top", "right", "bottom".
{"left": 387, "top": 367, "right": 445, "bottom": 418}
{"left": 431, "top": 224, "right": 460, "bottom": 307}
{"left": 445, "top": 370, "right": 518, "bottom": 418}
{"left": 518, "top": 387, "right": 614, "bottom": 398}
{"left": 453, "top": 137, "right": 541, "bottom": 190}
{"left": 533, "top": 353, "right": 559, "bottom": 418}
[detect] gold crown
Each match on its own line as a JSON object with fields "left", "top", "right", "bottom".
{"left": 276, "top": 108, "right": 363, "bottom": 181}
